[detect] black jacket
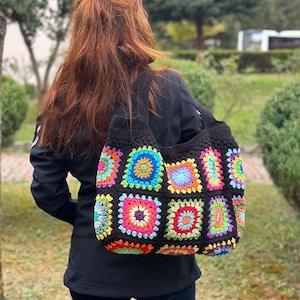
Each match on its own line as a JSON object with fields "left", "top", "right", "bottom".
{"left": 30, "top": 69, "right": 203, "bottom": 298}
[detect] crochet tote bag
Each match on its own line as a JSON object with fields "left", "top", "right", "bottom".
{"left": 94, "top": 72, "right": 246, "bottom": 256}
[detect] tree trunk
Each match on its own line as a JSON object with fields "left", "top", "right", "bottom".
{"left": 42, "top": 20, "right": 71, "bottom": 100}
{"left": 0, "top": 15, "right": 5, "bottom": 77}
{"left": 195, "top": 13, "right": 204, "bottom": 50}
{"left": 18, "top": 22, "right": 43, "bottom": 101}
{"left": 0, "top": 14, "right": 7, "bottom": 300}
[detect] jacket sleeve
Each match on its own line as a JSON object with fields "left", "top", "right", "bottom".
{"left": 30, "top": 122, "right": 77, "bottom": 225}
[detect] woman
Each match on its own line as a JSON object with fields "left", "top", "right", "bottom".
{"left": 30, "top": 0, "right": 203, "bottom": 299}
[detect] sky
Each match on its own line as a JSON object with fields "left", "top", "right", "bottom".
{"left": 3, "top": 22, "right": 67, "bottom": 84}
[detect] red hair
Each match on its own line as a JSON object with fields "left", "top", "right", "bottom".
{"left": 39, "top": 0, "right": 165, "bottom": 156}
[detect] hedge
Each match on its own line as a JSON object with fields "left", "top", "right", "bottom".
{"left": 172, "top": 49, "right": 300, "bottom": 73}
{"left": 257, "top": 80, "right": 300, "bottom": 211}
{"left": 2, "top": 75, "right": 29, "bottom": 147}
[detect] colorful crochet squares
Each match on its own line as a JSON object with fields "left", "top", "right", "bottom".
{"left": 156, "top": 244, "right": 199, "bottom": 255}
{"left": 165, "top": 159, "right": 202, "bottom": 194}
{"left": 121, "top": 146, "right": 164, "bottom": 192}
{"left": 208, "top": 196, "right": 233, "bottom": 238}
{"left": 96, "top": 146, "right": 123, "bottom": 188}
{"left": 105, "top": 239, "right": 154, "bottom": 255}
{"left": 233, "top": 195, "right": 246, "bottom": 237}
{"left": 200, "top": 147, "right": 224, "bottom": 191}
{"left": 164, "top": 199, "right": 204, "bottom": 241}
{"left": 118, "top": 193, "right": 162, "bottom": 240}
{"left": 202, "top": 238, "right": 237, "bottom": 256}
{"left": 94, "top": 194, "right": 113, "bottom": 240}
{"left": 226, "top": 148, "right": 244, "bottom": 190}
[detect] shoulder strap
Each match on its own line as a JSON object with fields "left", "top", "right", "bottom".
{"left": 131, "top": 68, "right": 152, "bottom": 123}
{"left": 112, "top": 69, "right": 151, "bottom": 121}
{"left": 196, "top": 103, "right": 217, "bottom": 129}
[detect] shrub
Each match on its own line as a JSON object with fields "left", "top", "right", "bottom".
{"left": 206, "top": 50, "right": 293, "bottom": 73}
{"left": 172, "top": 49, "right": 300, "bottom": 74}
{"left": 172, "top": 49, "right": 199, "bottom": 61}
{"left": 23, "top": 83, "right": 37, "bottom": 99}
{"left": 1, "top": 75, "right": 29, "bottom": 147}
{"left": 153, "top": 58, "right": 216, "bottom": 112}
{"left": 271, "top": 51, "right": 300, "bottom": 74}
{"left": 257, "top": 80, "right": 300, "bottom": 211}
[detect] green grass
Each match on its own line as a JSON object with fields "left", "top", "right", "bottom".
{"left": 2, "top": 182, "right": 299, "bottom": 299}
{"left": 4, "top": 72, "right": 300, "bottom": 299}
{"left": 213, "top": 73, "right": 299, "bottom": 146}
{"left": 1, "top": 181, "right": 78, "bottom": 300}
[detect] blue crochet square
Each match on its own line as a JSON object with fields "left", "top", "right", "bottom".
{"left": 121, "top": 146, "right": 164, "bottom": 192}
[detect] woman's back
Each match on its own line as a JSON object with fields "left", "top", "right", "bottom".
{"left": 30, "top": 69, "right": 203, "bottom": 298}
{"left": 30, "top": 1, "right": 202, "bottom": 299}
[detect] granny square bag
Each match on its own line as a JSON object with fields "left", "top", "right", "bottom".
{"left": 94, "top": 71, "right": 246, "bottom": 256}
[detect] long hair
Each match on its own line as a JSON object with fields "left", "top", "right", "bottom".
{"left": 38, "top": 0, "right": 165, "bottom": 156}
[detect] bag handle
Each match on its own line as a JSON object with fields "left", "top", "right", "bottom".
{"left": 112, "top": 68, "right": 151, "bottom": 120}
{"left": 134, "top": 70, "right": 218, "bottom": 131}
{"left": 113, "top": 69, "right": 217, "bottom": 132}
{"left": 196, "top": 102, "right": 217, "bottom": 129}
{"left": 132, "top": 68, "right": 152, "bottom": 123}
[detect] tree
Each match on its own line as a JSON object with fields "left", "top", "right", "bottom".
{"left": 246, "top": 0, "right": 300, "bottom": 31}
{"left": 217, "top": 0, "right": 300, "bottom": 50}
{"left": 0, "top": 0, "right": 73, "bottom": 100}
{"left": 0, "top": 14, "right": 7, "bottom": 300}
{"left": 163, "top": 20, "right": 225, "bottom": 49}
{"left": 143, "top": 0, "right": 260, "bottom": 50}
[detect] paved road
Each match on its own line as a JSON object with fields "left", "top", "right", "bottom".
{"left": 1, "top": 151, "right": 271, "bottom": 183}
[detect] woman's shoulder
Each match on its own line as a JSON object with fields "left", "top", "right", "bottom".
{"left": 150, "top": 68, "right": 186, "bottom": 99}
{"left": 154, "top": 67, "right": 183, "bottom": 84}
{"left": 152, "top": 67, "right": 197, "bottom": 105}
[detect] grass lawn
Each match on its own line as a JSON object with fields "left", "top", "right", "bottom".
{"left": 1, "top": 181, "right": 77, "bottom": 300}
{"left": 2, "top": 72, "right": 300, "bottom": 299}
{"left": 2, "top": 181, "right": 300, "bottom": 299}
{"left": 213, "top": 73, "right": 299, "bottom": 146}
